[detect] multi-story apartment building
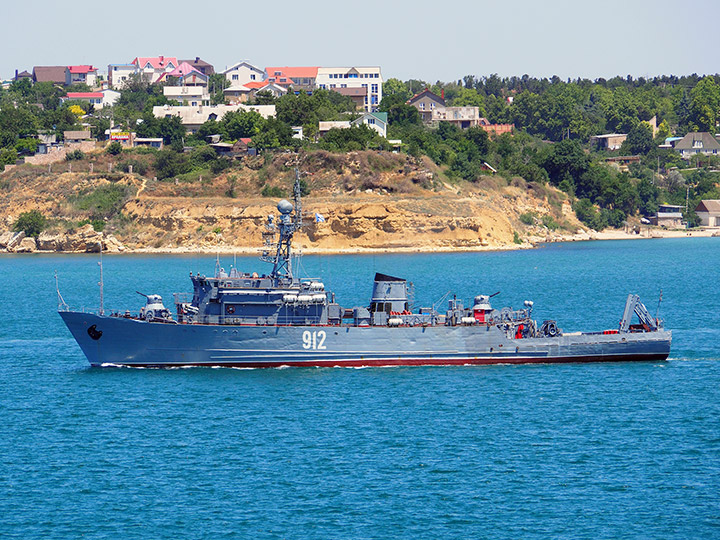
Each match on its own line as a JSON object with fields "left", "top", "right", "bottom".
{"left": 315, "top": 66, "right": 382, "bottom": 112}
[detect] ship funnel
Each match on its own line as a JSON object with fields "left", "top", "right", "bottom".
{"left": 370, "top": 273, "right": 408, "bottom": 314}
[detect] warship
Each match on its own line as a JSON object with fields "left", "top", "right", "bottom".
{"left": 59, "top": 172, "right": 671, "bottom": 368}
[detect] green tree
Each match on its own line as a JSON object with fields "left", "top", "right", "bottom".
{"left": 13, "top": 210, "right": 47, "bottom": 238}
{"left": 688, "top": 76, "right": 720, "bottom": 132}
{"left": 623, "top": 122, "right": 654, "bottom": 155}
{"left": 221, "top": 110, "right": 264, "bottom": 140}
{"left": 154, "top": 149, "right": 190, "bottom": 179}
{"left": 254, "top": 90, "right": 276, "bottom": 105}
{"left": 209, "top": 73, "right": 229, "bottom": 105}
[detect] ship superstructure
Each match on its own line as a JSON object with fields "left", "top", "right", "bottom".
{"left": 59, "top": 171, "right": 672, "bottom": 368}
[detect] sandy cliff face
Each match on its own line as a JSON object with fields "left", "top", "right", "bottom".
{"left": 0, "top": 151, "right": 582, "bottom": 253}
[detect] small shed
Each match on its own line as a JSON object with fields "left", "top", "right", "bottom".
{"left": 64, "top": 131, "right": 91, "bottom": 143}
{"left": 695, "top": 200, "right": 720, "bottom": 226}
{"left": 652, "top": 204, "right": 684, "bottom": 228}
{"left": 133, "top": 138, "right": 163, "bottom": 149}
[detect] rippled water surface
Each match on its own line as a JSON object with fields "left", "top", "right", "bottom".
{"left": 1, "top": 238, "right": 719, "bottom": 539}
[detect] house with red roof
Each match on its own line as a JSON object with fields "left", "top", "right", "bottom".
{"left": 68, "top": 65, "right": 98, "bottom": 87}
{"left": 131, "top": 56, "right": 179, "bottom": 83}
{"left": 61, "top": 89, "right": 120, "bottom": 109}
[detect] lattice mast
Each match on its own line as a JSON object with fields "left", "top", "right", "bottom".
{"left": 260, "top": 169, "right": 303, "bottom": 281}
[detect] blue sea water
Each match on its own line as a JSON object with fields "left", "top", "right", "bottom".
{"left": 1, "top": 238, "right": 719, "bottom": 539}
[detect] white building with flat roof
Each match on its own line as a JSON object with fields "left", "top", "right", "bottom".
{"left": 315, "top": 66, "right": 382, "bottom": 112}
{"left": 163, "top": 86, "right": 210, "bottom": 106}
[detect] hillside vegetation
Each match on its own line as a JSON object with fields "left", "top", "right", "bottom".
{"left": 0, "top": 148, "right": 582, "bottom": 252}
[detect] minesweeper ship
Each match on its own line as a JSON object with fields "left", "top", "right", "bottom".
{"left": 59, "top": 172, "right": 671, "bottom": 368}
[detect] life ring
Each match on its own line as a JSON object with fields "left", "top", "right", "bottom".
{"left": 226, "top": 305, "right": 235, "bottom": 314}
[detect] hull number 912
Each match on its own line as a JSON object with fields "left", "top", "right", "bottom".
{"left": 302, "top": 330, "right": 327, "bottom": 350}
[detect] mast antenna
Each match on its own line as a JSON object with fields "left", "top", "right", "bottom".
{"left": 260, "top": 168, "right": 304, "bottom": 282}
{"left": 55, "top": 270, "right": 69, "bottom": 311}
{"left": 98, "top": 248, "right": 104, "bottom": 316}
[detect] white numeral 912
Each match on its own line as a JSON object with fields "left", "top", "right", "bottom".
{"left": 302, "top": 330, "right": 327, "bottom": 350}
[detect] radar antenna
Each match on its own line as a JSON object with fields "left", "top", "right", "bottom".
{"left": 260, "top": 168, "right": 304, "bottom": 282}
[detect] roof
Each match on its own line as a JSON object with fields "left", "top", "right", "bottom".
{"left": 696, "top": 200, "right": 720, "bottom": 213}
{"left": 674, "top": 132, "right": 720, "bottom": 151}
{"left": 591, "top": 133, "right": 628, "bottom": 139}
{"left": 33, "top": 66, "right": 68, "bottom": 83}
{"left": 68, "top": 65, "right": 97, "bottom": 74}
{"left": 332, "top": 87, "right": 367, "bottom": 97}
{"left": 243, "top": 81, "right": 267, "bottom": 89}
{"left": 368, "top": 112, "right": 388, "bottom": 123}
{"left": 180, "top": 58, "right": 214, "bottom": 71}
{"left": 132, "top": 56, "right": 178, "bottom": 70}
{"left": 15, "top": 70, "right": 32, "bottom": 79}
{"left": 65, "top": 92, "right": 103, "bottom": 99}
{"left": 64, "top": 130, "right": 91, "bottom": 139}
{"left": 167, "top": 62, "right": 205, "bottom": 77}
{"left": 223, "top": 61, "right": 264, "bottom": 74}
{"left": 319, "top": 121, "right": 351, "bottom": 131}
{"left": 265, "top": 66, "right": 318, "bottom": 79}
{"left": 407, "top": 89, "right": 445, "bottom": 107}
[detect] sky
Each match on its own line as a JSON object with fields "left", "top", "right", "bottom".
{"left": 3, "top": 0, "right": 718, "bottom": 83}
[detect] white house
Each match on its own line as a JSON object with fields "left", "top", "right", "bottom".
{"left": 315, "top": 66, "right": 383, "bottom": 112}
{"left": 108, "top": 64, "right": 136, "bottom": 89}
{"left": 695, "top": 200, "right": 720, "bottom": 226}
{"left": 318, "top": 112, "right": 388, "bottom": 138}
{"left": 223, "top": 61, "right": 266, "bottom": 86}
{"left": 351, "top": 112, "right": 388, "bottom": 138}
{"left": 61, "top": 89, "right": 120, "bottom": 109}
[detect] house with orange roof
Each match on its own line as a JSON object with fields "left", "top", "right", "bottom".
{"left": 68, "top": 65, "right": 98, "bottom": 87}
{"left": 264, "top": 66, "right": 318, "bottom": 92}
{"left": 224, "top": 81, "right": 287, "bottom": 104}
{"left": 131, "top": 56, "right": 179, "bottom": 83}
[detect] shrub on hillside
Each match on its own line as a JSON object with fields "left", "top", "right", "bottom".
{"left": 74, "top": 184, "right": 129, "bottom": 218}
{"left": 118, "top": 159, "right": 147, "bottom": 176}
{"left": 106, "top": 141, "right": 123, "bottom": 155}
{"left": 154, "top": 149, "right": 190, "bottom": 180}
{"left": 13, "top": 210, "right": 47, "bottom": 238}
{"left": 65, "top": 149, "right": 85, "bottom": 161}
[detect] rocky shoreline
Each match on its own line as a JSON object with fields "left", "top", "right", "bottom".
{"left": 0, "top": 224, "right": 126, "bottom": 254}
{"left": 3, "top": 223, "right": 717, "bottom": 256}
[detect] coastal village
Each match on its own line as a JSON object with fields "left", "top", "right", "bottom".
{"left": 2, "top": 56, "right": 720, "bottom": 253}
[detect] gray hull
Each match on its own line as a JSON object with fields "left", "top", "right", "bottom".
{"left": 59, "top": 311, "right": 672, "bottom": 368}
